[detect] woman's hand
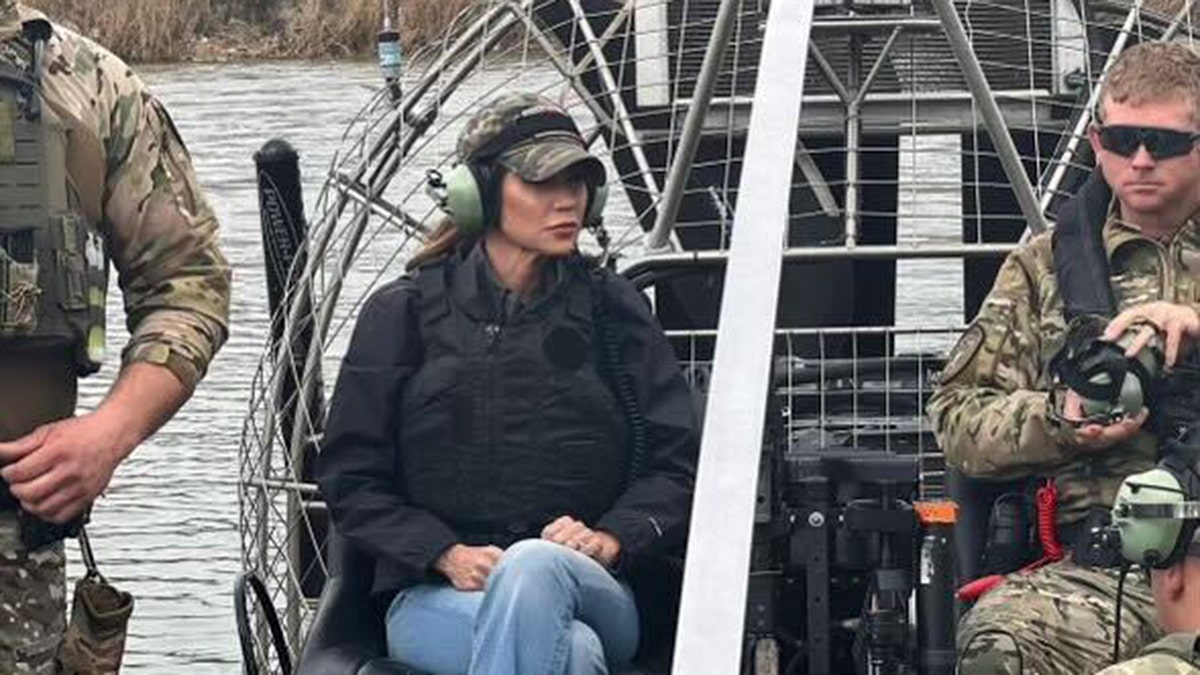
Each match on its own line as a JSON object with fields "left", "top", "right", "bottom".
{"left": 433, "top": 544, "right": 503, "bottom": 591}
{"left": 542, "top": 516, "right": 621, "bottom": 568}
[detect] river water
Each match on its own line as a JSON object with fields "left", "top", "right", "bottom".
{"left": 74, "top": 60, "right": 386, "bottom": 673}
{"left": 71, "top": 60, "right": 966, "bottom": 672}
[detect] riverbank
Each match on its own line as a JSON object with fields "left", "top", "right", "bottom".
{"left": 26, "top": 0, "right": 476, "bottom": 62}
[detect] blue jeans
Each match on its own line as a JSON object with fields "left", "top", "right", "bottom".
{"left": 386, "top": 539, "right": 639, "bottom": 675}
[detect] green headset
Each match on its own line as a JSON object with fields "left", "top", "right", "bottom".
{"left": 1112, "top": 436, "right": 1200, "bottom": 568}
{"left": 430, "top": 110, "right": 609, "bottom": 237}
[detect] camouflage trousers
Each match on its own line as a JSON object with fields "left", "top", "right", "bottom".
{"left": 958, "top": 557, "right": 1162, "bottom": 674}
{"left": 0, "top": 512, "right": 66, "bottom": 675}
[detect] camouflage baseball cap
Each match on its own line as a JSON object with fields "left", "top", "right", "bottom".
{"left": 456, "top": 92, "right": 606, "bottom": 186}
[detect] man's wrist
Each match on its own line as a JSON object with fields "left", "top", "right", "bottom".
{"left": 89, "top": 406, "right": 141, "bottom": 464}
{"left": 98, "top": 362, "right": 192, "bottom": 458}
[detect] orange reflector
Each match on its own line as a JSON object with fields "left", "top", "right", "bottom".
{"left": 914, "top": 500, "right": 959, "bottom": 525}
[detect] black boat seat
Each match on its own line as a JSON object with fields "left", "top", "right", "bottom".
{"left": 946, "top": 467, "right": 1031, "bottom": 585}
{"left": 297, "top": 529, "right": 671, "bottom": 675}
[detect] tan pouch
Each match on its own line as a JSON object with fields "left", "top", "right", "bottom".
{"left": 0, "top": 238, "right": 39, "bottom": 336}
{"left": 57, "top": 527, "right": 134, "bottom": 675}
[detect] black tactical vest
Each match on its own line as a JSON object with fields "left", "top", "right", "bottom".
{"left": 1053, "top": 173, "right": 1116, "bottom": 320}
{"left": 0, "top": 20, "right": 107, "bottom": 375}
{"left": 400, "top": 252, "right": 629, "bottom": 541}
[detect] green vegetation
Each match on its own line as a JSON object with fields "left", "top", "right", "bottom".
{"left": 26, "top": 0, "right": 476, "bottom": 62}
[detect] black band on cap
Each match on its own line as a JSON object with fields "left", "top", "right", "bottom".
{"left": 470, "top": 111, "right": 582, "bottom": 161}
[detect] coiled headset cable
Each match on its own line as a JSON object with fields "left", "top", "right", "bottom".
{"left": 592, "top": 269, "right": 647, "bottom": 486}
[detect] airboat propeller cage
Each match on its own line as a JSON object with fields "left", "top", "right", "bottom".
{"left": 1113, "top": 467, "right": 1192, "bottom": 568}
{"left": 236, "top": 0, "right": 1200, "bottom": 671}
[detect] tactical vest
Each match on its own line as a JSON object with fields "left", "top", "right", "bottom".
{"left": 0, "top": 20, "right": 106, "bottom": 375}
{"left": 400, "top": 253, "right": 628, "bottom": 540}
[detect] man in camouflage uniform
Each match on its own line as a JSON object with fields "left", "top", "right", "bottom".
{"left": 1094, "top": 530, "right": 1200, "bottom": 675}
{"left": 0, "top": 2, "right": 230, "bottom": 673}
{"left": 928, "top": 41, "right": 1200, "bottom": 673}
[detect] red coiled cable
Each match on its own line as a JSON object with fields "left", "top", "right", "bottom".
{"left": 957, "top": 479, "right": 1063, "bottom": 602}
{"left": 1033, "top": 479, "right": 1063, "bottom": 564}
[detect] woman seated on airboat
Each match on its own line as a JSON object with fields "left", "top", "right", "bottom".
{"left": 316, "top": 92, "right": 699, "bottom": 675}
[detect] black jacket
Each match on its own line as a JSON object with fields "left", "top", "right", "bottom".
{"left": 316, "top": 246, "right": 699, "bottom": 598}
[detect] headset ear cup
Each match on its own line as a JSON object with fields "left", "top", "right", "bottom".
{"left": 444, "top": 164, "right": 486, "bottom": 236}
{"left": 1165, "top": 520, "right": 1200, "bottom": 568}
{"left": 586, "top": 183, "right": 608, "bottom": 226}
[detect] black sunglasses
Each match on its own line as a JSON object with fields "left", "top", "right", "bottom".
{"left": 1097, "top": 125, "right": 1200, "bottom": 160}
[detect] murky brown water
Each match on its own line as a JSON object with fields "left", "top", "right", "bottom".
{"left": 66, "top": 59, "right": 967, "bottom": 673}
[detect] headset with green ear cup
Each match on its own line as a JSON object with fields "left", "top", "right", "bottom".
{"left": 439, "top": 162, "right": 609, "bottom": 237}
{"left": 441, "top": 162, "right": 492, "bottom": 237}
{"left": 1112, "top": 449, "right": 1200, "bottom": 568}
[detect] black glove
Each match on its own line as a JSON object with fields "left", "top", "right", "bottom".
{"left": 18, "top": 508, "right": 87, "bottom": 552}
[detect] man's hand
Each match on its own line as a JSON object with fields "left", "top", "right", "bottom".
{"left": 542, "top": 515, "right": 621, "bottom": 568}
{"left": 1061, "top": 389, "right": 1148, "bottom": 451}
{"left": 0, "top": 362, "right": 189, "bottom": 525}
{"left": 434, "top": 544, "right": 503, "bottom": 591}
{"left": 1104, "top": 301, "right": 1200, "bottom": 368}
{"left": 0, "top": 411, "right": 134, "bottom": 524}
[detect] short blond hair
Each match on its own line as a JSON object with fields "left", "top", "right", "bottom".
{"left": 1100, "top": 42, "right": 1200, "bottom": 125}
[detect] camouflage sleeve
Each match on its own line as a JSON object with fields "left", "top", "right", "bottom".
{"left": 61, "top": 34, "right": 230, "bottom": 388}
{"left": 926, "top": 249, "right": 1075, "bottom": 479}
{"left": 104, "top": 83, "right": 230, "bottom": 388}
{"left": 1093, "top": 654, "right": 1200, "bottom": 675}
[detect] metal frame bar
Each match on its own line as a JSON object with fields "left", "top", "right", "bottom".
{"left": 845, "top": 27, "right": 904, "bottom": 246}
{"left": 565, "top": 0, "right": 664, "bottom": 205}
{"left": 676, "top": 88, "right": 1061, "bottom": 109}
{"left": 672, "top": 1, "right": 817, "bottom": 671}
{"left": 1038, "top": 1, "right": 1140, "bottom": 210}
{"left": 812, "top": 17, "right": 942, "bottom": 32}
{"left": 623, "top": 242, "right": 1015, "bottom": 282}
{"left": 931, "top": 0, "right": 1050, "bottom": 235}
{"left": 796, "top": 137, "right": 841, "bottom": 218}
{"left": 331, "top": 172, "right": 429, "bottom": 235}
{"left": 646, "top": 0, "right": 743, "bottom": 251}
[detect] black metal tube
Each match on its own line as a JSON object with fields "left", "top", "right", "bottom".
{"left": 918, "top": 520, "right": 958, "bottom": 675}
{"left": 255, "top": 139, "right": 324, "bottom": 470}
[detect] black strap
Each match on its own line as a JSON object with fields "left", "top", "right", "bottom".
{"left": 469, "top": 111, "right": 582, "bottom": 160}
{"left": 415, "top": 259, "right": 451, "bottom": 326}
{"left": 1053, "top": 172, "right": 1116, "bottom": 321}
{"left": 0, "top": 19, "right": 51, "bottom": 120}
{"left": 1053, "top": 339, "right": 1128, "bottom": 402}
{"left": 78, "top": 525, "right": 100, "bottom": 579}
